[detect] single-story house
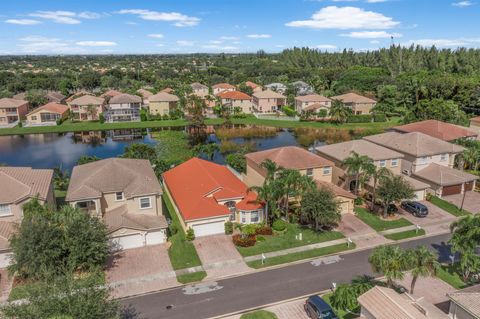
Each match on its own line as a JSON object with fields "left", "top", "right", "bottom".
{"left": 191, "top": 82, "right": 209, "bottom": 97}
{"left": 391, "top": 120, "right": 478, "bottom": 142}
{"left": 291, "top": 80, "right": 314, "bottom": 95}
{"left": 45, "top": 91, "right": 66, "bottom": 104}
{"left": 163, "top": 158, "right": 263, "bottom": 237}
{"left": 448, "top": 284, "right": 480, "bottom": 319}
{"left": 25, "top": 102, "right": 69, "bottom": 126}
{"left": 265, "top": 83, "right": 287, "bottom": 94}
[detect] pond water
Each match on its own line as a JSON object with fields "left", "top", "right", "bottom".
{"left": 0, "top": 127, "right": 303, "bottom": 171}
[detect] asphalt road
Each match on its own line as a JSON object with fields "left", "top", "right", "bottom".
{"left": 122, "top": 233, "right": 452, "bottom": 319}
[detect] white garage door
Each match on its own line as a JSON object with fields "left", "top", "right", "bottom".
{"left": 146, "top": 230, "right": 166, "bottom": 245}
{"left": 111, "top": 234, "right": 144, "bottom": 250}
{"left": 192, "top": 221, "right": 225, "bottom": 237}
{"left": 0, "top": 252, "right": 13, "bottom": 268}
{"left": 414, "top": 190, "right": 426, "bottom": 201}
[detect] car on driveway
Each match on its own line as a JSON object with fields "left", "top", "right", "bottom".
{"left": 304, "top": 295, "right": 338, "bottom": 319}
{"left": 401, "top": 201, "right": 429, "bottom": 217}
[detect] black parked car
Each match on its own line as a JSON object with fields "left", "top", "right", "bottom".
{"left": 304, "top": 295, "right": 339, "bottom": 319}
{"left": 401, "top": 201, "right": 429, "bottom": 217}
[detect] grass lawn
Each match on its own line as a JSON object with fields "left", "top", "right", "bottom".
{"left": 237, "top": 223, "right": 344, "bottom": 257}
{"left": 240, "top": 310, "right": 278, "bottom": 319}
{"left": 429, "top": 196, "right": 471, "bottom": 217}
{"left": 163, "top": 192, "right": 202, "bottom": 270}
{"left": 436, "top": 264, "right": 469, "bottom": 289}
{"left": 322, "top": 293, "right": 358, "bottom": 319}
{"left": 355, "top": 207, "right": 412, "bottom": 232}
{"left": 176, "top": 271, "right": 207, "bottom": 284}
{"left": 384, "top": 229, "right": 426, "bottom": 241}
{"left": 54, "top": 189, "right": 67, "bottom": 207}
{"left": 247, "top": 243, "right": 355, "bottom": 269}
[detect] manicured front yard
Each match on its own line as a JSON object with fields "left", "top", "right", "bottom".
{"left": 436, "top": 264, "right": 469, "bottom": 289}
{"left": 240, "top": 310, "right": 278, "bottom": 319}
{"left": 322, "top": 293, "right": 357, "bottom": 319}
{"left": 247, "top": 243, "right": 355, "bottom": 269}
{"left": 355, "top": 207, "right": 412, "bottom": 232}
{"left": 429, "top": 196, "right": 471, "bottom": 217}
{"left": 237, "top": 223, "right": 344, "bottom": 257}
{"left": 176, "top": 271, "right": 207, "bottom": 284}
{"left": 384, "top": 229, "right": 426, "bottom": 241}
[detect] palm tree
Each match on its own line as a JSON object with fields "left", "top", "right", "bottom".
{"left": 363, "top": 163, "right": 392, "bottom": 211}
{"left": 407, "top": 246, "right": 439, "bottom": 294}
{"left": 260, "top": 159, "right": 281, "bottom": 182}
{"left": 277, "top": 169, "right": 302, "bottom": 217}
{"left": 343, "top": 151, "right": 372, "bottom": 195}
{"left": 248, "top": 180, "right": 283, "bottom": 224}
{"left": 462, "top": 147, "right": 479, "bottom": 171}
{"left": 53, "top": 166, "right": 70, "bottom": 191}
{"left": 449, "top": 215, "right": 480, "bottom": 281}
{"left": 369, "top": 245, "right": 408, "bottom": 287}
{"left": 329, "top": 99, "right": 350, "bottom": 124}
{"left": 85, "top": 104, "right": 98, "bottom": 120}
{"left": 193, "top": 143, "right": 219, "bottom": 161}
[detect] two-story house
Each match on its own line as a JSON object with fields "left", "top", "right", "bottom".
{"left": 252, "top": 90, "right": 287, "bottom": 114}
{"left": 391, "top": 120, "right": 477, "bottom": 142}
{"left": 163, "top": 158, "right": 263, "bottom": 237}
{"left": 244, "top": 146, "right": 356, "bottom": 214}
{"left": 212, "top": 83, "right": 236, "bottom": 96}
{"left": 68, "top": 95, "right": 105, "bottom": 121}
{"left": 264, "top": 83, "right": 287, "bottom": 94}
{"left": 330, "top": 92, "right": 376, "bottom": 115}
{"left": 295, "top": 94, "right": 332, "bottom": 115}
{"left": 0, "top": 98, "right": 29, "bottom": 127}
{"left": 218, "top": 91, "right": 253, "bottom": 114}
{"left": 105, "top": 93, "right": 142, "bottom": 122}
{"left": 190, "top": 82, "right": 209, "bottom": 97}
{"left": 0, "top": 166, "right": 55, "bottom": 267}
{"left": 66, "top": 158, "right": 167, "bottom": 250}
{"left": 245, "top": 81, "right": 263, "bottom": 93}
{"left": 364, "top": 132, "right": 477, "bottom": 197}
{"left": 148, "top": 92, "right": 180, "bottom": 116}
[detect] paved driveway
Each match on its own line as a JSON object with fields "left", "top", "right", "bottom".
{"left": 336, "top": 213, "right": 376, "bottom": 238}
{"left": 106, "top": 244, "right": 178, "bottom": 298}
{"left": 227, "top": 299, "right": 309, "bottom": 319}
{"left": 0, "top": 268, "right": 13, "bottom": 302}
{"left": 399, "top": 201, "right": 455, "bottom": 228}
{"left": 193, "top": 234, "right": 250, "bottom": 279}
{"left": 443, "top": 191, "right": 480, "bottom": 214}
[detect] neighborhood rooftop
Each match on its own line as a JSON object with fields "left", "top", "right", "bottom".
{"left": 331, "top": 92, "right": 376, "bottom": 103}
{"left": 26, "top": 102, "right": 69, "bottom": 116}
{"left": 252, "top": 89, "right": 286, "bottom": 99}
{"left": 315, "top": 139, "right": 404, "bottom": 162}
{"left": 295, "top": 94, "right": 331, "bottom": 102}
{"left": 392, "top": 119, "right": 477, "bottom": 141}
{"left": 246, "top": 146, "right": 333, "bottom": 169}
{"left": 108, "top": 93, "right": 142, "bottom": 104}
{"left": 69, "top": 94, "right": 105, "bottom": 106}
{"left": 0, "top": 98, "right": 27, "bottom": 108}
{"left": 0, "top": 167, "right": 53, "bottom": 204}
{"left": 218, "top": 91, "right": 251, "bottom": 100}
{"left": 149, "top": 91, "right": 180, "bottom": 102}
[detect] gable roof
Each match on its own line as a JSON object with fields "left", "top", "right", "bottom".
{"left": 0, "top": 221, "right": 16, "bottom": 251}
{"left": 0, "top": 167, "right": 54, "bottom": 204}
{"left": 191, "top": 82, "right": 208, "bottom": 90}
{"left": 316, "top": 140, "right": 404, "bottom": 162}
{"left": 136, "top": 88, "right": 153, "bottom": 98}
{"left": 253, "top": 89, "right": 286, "bottom": 99}
{"left": 163, "top": 158, "right": 261, "bottom": 221}
{"left": 246, "top": 146, "right": 333, "bottom": 170}
{"left": 66, "top": 158, "right": 162, "bottom": 202}
{"left": 218, "top": 91, "right": 252, "bottom": 100}
{"left": 212, "top": 83, "right": 235, "bottom": 89}
{"left": 105, "top": 204, "right": 167, "bottom": 233}
{"left": 245, "top": 81, "right": 261, "bottom": 89}
{"left": 265, "top": 83, "right": 287, "bottom": 89}
{"left": 108, "top": 93, "right": 142, "bottom": 104}
{"left": 316, "top": 180, "right": 356, "bottom": 199}
{"left": 161, "top": 87, "right": 174, "bottom": 94}
{"left": 470, "top": 116, "right": 480, "bottom": 125}
{"left": 69, "top": 95, "right": 104, "bottom": 106}
{"left": 364, "top": 132, "right": 464, "bottom": 157}
{"left": 0, "top": 98, "right": 28, "bottom": 108}
{"left": 295, "top": 94, "right": 331, "bottom": 103}
{"left": 26, "top": 102, "right": 69, "bottom": 116}
{"left": 101, "top": 89, "right": 122, "bottom": 98}
{"left": 149, "top": 91, "right": 180, "bottom": 102}
{"left": 412, "top": 163, "right": 477, "bottom": 186}
{"left": 331, "top": 92, "right": 376, "bottom": 104}
{"left": 45, "top": 91, "right": 66, "bottom": 102}
{"left": 392, "top": 120, "right": 477, "bottom": 141}
{"left": 448, "top": 284, "right": 480, "bottom": 318}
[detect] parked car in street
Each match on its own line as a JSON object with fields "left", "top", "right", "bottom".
{"left": 401, "top": 201, "right": 429, "bottom": 217}
{"left": 304, "top": 295, "right": 339, "bottom": 319}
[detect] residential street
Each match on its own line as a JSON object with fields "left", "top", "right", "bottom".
{"left": 121, "top": 233, "right": 453, "bottom": 319}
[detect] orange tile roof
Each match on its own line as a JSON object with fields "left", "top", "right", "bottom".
{"left": 163, "top": 158, "right": 262, "bottom": 221}
{"left": 213, "top": 83, "right": 235, "bottom": 89}
{"left": 218, "top": 91, "right": 252, "bottom": 100}
{"left": 245, "top": 81, "right": 261, "bottom": 89}
{"left": 26, "top": 102, "right": 69, "bottom": 116}
{"left": 393, "top": 120, "right": 477, "bottom": 141}
{"left": 101, "top": 89, "right": 122, "bottom": 98}
{"left": 469, "top": 116, "right": 480, "bottom": 124}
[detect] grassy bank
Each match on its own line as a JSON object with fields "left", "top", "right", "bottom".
{"left": 176, "top": 271, "right": 207, "bottom": 284}
{"left": 436, "top": 264, "right": 469, "bottom": 289}
{"left": 384, "top": 229, "right": 426, "bottom": 241}
{"left": 355, "top": 207, "right": 412, "bottom": 232}
{"left": 240, "top": 310, "right": 278, "bottom": 319}
{"left": 429, "top": 196, "right": 471, "bottom": 217}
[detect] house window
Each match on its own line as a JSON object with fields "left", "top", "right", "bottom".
{"left": 306, "top": 168, "right": 314, "bottom": 177}
{"left": 323, "top": 166, "right": 331, "bottom": 175}
{"left": 0, "top": 204, "right": 12, "bottom": 217}
{"left": 440, "top": 154, "right": 448, "bottom": 162}
{"left": 241, "top": 211, "right": 246, "bottom": 223}
{"left": 31, "top": 116, "right": 37, "bottom": 121}
{"left": 139, "top": 197, "right": 151, "bottom": 209}
{"left": 391, "top": 159, "right": 399, "bottom": 167}
{"left": 379, "top": 160, "right": 386, "bottom": 167}
{"left": 420, "top": 156, "right": 428, "bottom": 164}
{"left": 251, "top": 211, "right": 259, "bottom": 223}
{"left": 115, "top": 192, "right": 124, "bottom": 201}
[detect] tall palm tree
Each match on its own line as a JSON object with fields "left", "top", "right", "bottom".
{"left": 407, "top": 246, "right": 439, "bottom": 294}
{"left": 462, "top": 147, "right": 480, "bottom": 171}
{"left": 368, "top": 245, "right": 408, "bottom": 287}
{"left": 343, "top": 151, "right": 372, "bottom": 195}
{"left": 277, "top": 169, "right": 302, "bottom": 217}
{"left": 363, "top": 163, "right": 392, "bottom": 210}
{"left": 248, "top": 180, "right": 283, "bottom": 224}
{"left": 260, "top": 159, "right": 281, "bottom": 182}
{"left": 328, "top": 99, "right": 350, "bottom": 124}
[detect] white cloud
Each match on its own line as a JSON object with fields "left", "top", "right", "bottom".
{"left": 247, "top": 34, "right": 271, "bottom": 39}
{"left": 5, "top": 19, "right": 41, "bottom": 25}
{"left": 117, "top": 9, "right": 200, "bottom": 27}
{"left": 341, "top": 31, "right": 402, "bottom": 38}
{"left": 76, "top": 41, "right": 117, "bottom": 47}
{"left": 370, "top": 40, "right": 380, "bottom": 44}
{"left": 201, "top": 44, "right": 238, "bottom": 51}
{"left": 452, "top": 1, "right": 473, "bottom": 7}
{"left": 220, "top": 36, "right": 240, "bottom": 40}
{"left": 176, "top": 40, "right": 195, "bottom": 46}
{"left": 316, "top": 44, "right": 337, "bottom": 49}
{"left": 404, "top": 38, "right": 480, "bottom": 47}
{"left": 208, "top": 40, "right": 223, "bottom": 44}
{"left": 29, "top": 11, "right": 81, "bottom": 24}
{"left": 148, "top": 33, "right": 164, "bottom": 38}
{"left": 286, "top": 6, "right": 399, "bottom": 29}
{"left": 125, "top": 21, "right": 137, "bottom": 25}
{"left": 77, "top": 11, "right": 103, "bottom": 19}
{"left": 18, "top": 36, "right": 72, "bottom": 53}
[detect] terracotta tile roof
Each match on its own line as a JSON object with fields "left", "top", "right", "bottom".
{"left": 0, "top": 167, "right": 54, "bottom": 204}
{"left": 26, "top": 102, "right": 69, "bottom": 116}
{"left": 316, "top": 140, "right": 404, "bottom": 162}
{"left": 69, "top": 95, "right": 104, "bottom": 106}
{"left": 246, "top": 146, "right": 333, "bottom": 170}
{"left": 191, "top": 82, "right": 208, "bottom": 90}
{"left": 0, "top": 98, "right": 28, "bottom": 108}
{"left": 101, "top": 89, "right": 123, "bottom": 98}
{"left": 105, "top": 204, "right": 167, "bottom": 233}
{"left": 253, "top": 89, "right": 286, "bottom": 99}
{"left": 161, "top": 87, "right": 174, "bottom": 93}
{"left": 149, "top": 91, "right": 180, "bottom": 102}
{"left": 331, "top": 92, "right": 376, "bottom": 104}
{"left": 66, "top": 158, "right": 162, "bottom": 202}
{"left": 218, "top": 91, "right": 252, "bottom": 100}
{"left": 0, "top": 221, "right": 16, "bottom": 251}
{"left": 448, "top": 284, "right": 480, "bottom": 318}
{"left": 470, "top": 116, "right": 480, "bottom": 124}
{"left": 295, "top": 94, "right": 331, "bottom": 103}
{"left": 163, "top": 158, "right": 261, "bottom": 221}
{"left": 392, "top": 120, "right": 477, "bottom": 141}
{"left": 212, "top": 83, "right": 236, "bottom": 89}
{"left": 315, "top": 180, "right": 356, "bottom": 199}
{"left": 245, "top": 81, "right": 261, "bottom": 89}
{"left": 108, "top": 93, "right": 142, "bottom": 104}
{"left": 136, "top": 88, "right": 153, "bottom": 98}
{"left": 412, "top": 163, "right": 477, "bottom": 186}
{"left": 364, "top": 132, "right": 464, "bottom": 157}
{"left": 303, "top": 103, "right": 329, "bottom": 112}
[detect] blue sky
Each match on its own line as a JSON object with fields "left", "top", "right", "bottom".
{"left": 0, "top": 0, "right": 479, "bottom": 55}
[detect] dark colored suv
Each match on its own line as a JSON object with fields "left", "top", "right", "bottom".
{"left": 401, "top": 201, "right": 429, "bottom": 217}
{"left": 304, "top": 295, "right": 339, "bottom": 319}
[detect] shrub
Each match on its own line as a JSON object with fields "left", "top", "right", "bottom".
{"left": 17, "top": 121, "right": 22, "bottom": 128}
{"left": 186, "top": 228, "right": 195, "bottom": 241}
{"left": 225, "top": 221, "right": 233, "bottom": 235}
{"left": 232, "top": 234, "right": 256, "bottom": 247}
{"left": 317, "top": 109, "right": 328, "bottom": 118}
{"left": 56, "top": 118, "right": 63, "bottom": 126}
{"left": 255, "top": 225, "right": 273, "bottom": 236}
{"left": 169, "top": 224, "right": 178, "bottom": 236}
{"left": 373, "top": 113, "right": 387, "bottom": 122}
{"left": 347, "top": 114, "right": 372, "bottom": 123}
{"left": 272, "top": 219, "right": 287, "bottom": 232}
{"left": 140, "top": 109, "right": 148, "bottom": 122}
{"left": 354, "top": 197, "right": 364, "bottom": 205}
{"left": 282, "top": 105, "right": 296, "bottom": 117}
{"left": 425, "top": 192, "right": 433, "bottom": 201}
{"left": 242, "top": 224, "right": 258, "bottom": 236}
{"left": 99, "top": 113, "right": 105, "bottom": 124}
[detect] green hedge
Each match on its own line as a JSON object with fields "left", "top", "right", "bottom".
{"left": 373, "top": 113, "right": 387, "bottom": 122}
{"left": 347, "top": 114, "right": 372, "bottom": 123}
{"left": 282, "top": 105, "right": 296, "bottom": 117}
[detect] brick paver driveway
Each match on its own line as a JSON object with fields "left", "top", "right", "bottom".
{"left": 443, "top": 191, "right": 480, "bottom": 214}
{"left": 193, "top": 234, "right": 250, "bottom": 279}
{"left": 106, "top": 244, "right": 178, "bottom": 298}
{"left": 399, "top": 201, "right": 455, "bottom": 229}
{"left": 226, "top": 299, "right": 310, "bottom": 319}
{"left": 336, "top": 213, "right": 376, "bottom": 238}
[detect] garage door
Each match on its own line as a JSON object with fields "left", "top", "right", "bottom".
{"left": 414, "top": 190, "right": 426, "bottom": 201}
{"left": 192, "top": 221, "right": 225, "bottom": 237}
{"left": 442, "top": 184, "right": 462, "bottom": 196}
{"left": 111, "top": 234, "right": 144, "bottom": 250}
{"left": 464, "top": 182, "right": 474, "bottom": 192}
{"left": 145, "top": 230, "right": 166, "bottom": 245}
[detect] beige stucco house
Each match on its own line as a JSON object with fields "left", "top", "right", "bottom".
{"left": 218, "top": 91, "right": 253, "bottom": 114}
{"left": 252, "top": 90, "right": 287, "bottom": 113}
{"left": 66, "top": 158, "right": 167, "bottom": 250}
{"left": 0, "top": 98, "right": 29, "bottom": 127}
{"left": 148, "top": 92, "right": 180, "bottom": 116}
{"left": 68, "top": 95, "right": 105, "bottom": 121}
{"left": 25, "top": 102, "right": 69, "bottom": 126}
{"left": 0, "top": 167, "right": 55, "bottom": 267}
{"left": 136, "top": 88, "right": 153, "bottom": 106}
{"left": 244, "top": 146, "right": 356, "bottom": 214}
{"left": 295, "top": 94, "right": 331, "bottom": 115}
{"left": 448, "top": 284, "right": 480, "bottom": 319}
{"left": 331, "top": 92, "right": 376, "bottom": 115}
{"left": 191, "top": 82, "right": 209, "bottom": 97}
{"left": 105, "top": 93, "right": 142, "bottom": 122}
